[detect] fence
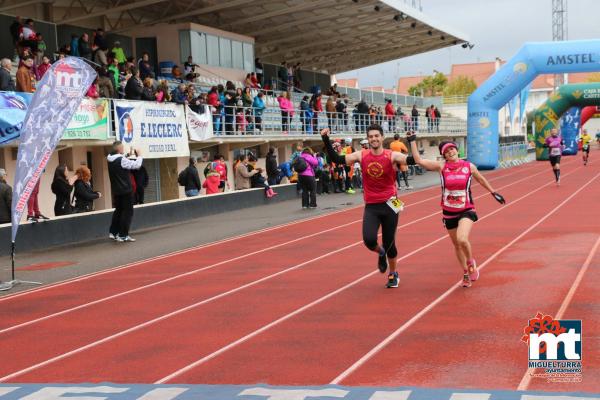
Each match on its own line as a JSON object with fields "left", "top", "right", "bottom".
{"left": 498, "top": 141, "right": 530, "bottom": 168}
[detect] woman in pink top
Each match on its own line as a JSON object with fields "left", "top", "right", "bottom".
{"left": 408, "top": 133, "right": 506, "bottom": 288}
{"left": 277, "top": 91, "right": 294, "bottom": 134}
{"left": 297, "top": 147, "right": 318, "bottom": 209}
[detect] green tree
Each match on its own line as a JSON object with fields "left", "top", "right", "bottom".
{"left": 408, "top": 72, "right": 448, "bottom": 96}
{"left": 443, "top": 75, "right": 477, "bottom": 97}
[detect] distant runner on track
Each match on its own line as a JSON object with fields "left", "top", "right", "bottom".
{"left": 580, "top": 129, "right": 592, "bottom": 166}
{"left": 544, "top": 128, "right": 565, "bottom": 186}
{"left": 407, "top": 132, "right": 505, "bottom": 288}
{"left": 321, "top": 124, "right": 413, "bottom": 288}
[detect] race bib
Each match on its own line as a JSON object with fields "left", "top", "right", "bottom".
{"left": 386, "top": 196, "right": 404, "bottom": 214}
{"left": 583, "top": 144, "right": 590, "bottom": 151}
{"left": 550, "top": 147, "right": 562, "bottom": 156}
{"left": 443, "top": 189, "right": 467, "bottom": 209}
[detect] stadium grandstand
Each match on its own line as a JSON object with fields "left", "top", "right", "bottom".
{"left": 0, "top": 0, "right": 470, "bottom": 216}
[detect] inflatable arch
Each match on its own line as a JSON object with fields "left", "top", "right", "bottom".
{"left": 581, "top": 105, "right": 599, "bottom": 126}
{"left": 558, "top": 105, "right": 599, "bottom": 156}
{"left": 468, "top": 39, "right": 600, "bottom": 169}
{"left": 535, "top": 82, "right": 600, "bottom": 159}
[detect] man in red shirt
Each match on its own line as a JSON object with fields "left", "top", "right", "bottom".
{"left": 214, "top": 154, "right": 229, "bottom": 192}
{"left": 321, "top": 125, "right": 414, "bottom": 288}
{"left": 385, "top": 99, "right": 395, "bottom": 133}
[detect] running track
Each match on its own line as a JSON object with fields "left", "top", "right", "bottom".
{"left": 0, "top": 154, "right": 598, "bottom": 394}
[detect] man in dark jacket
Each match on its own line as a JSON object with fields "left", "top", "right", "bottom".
{"left": 266, "top": 147, "right": 279, "bottom": 186}
{"left": 107, "top": 141, "right": 143, "bottom": 242}
{"left": 357, "top": 99, "right": 370, "bottom": 133}
{"left": 0, "top": 169, "right": 12, "bottom": 224}
{"left": 78, "top": 33, "right": 92, "bottom": 60}
{"left": 0, "top": 58, "right": 15, "bottom": 91}
{"left": 182, "top": 157, "right": 201, "bottom": 197}
{"left": 125, "top": 67, "right": 143, "bottom": 100}
{"left": 133, "top": 164, "right": 149, "bottom": 204}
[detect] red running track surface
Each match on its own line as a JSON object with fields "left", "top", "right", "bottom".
{"left": 0, "top": 155, "right": 598, "bottom": 394}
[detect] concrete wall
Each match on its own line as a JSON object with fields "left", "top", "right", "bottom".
{"left": 0, "top": 183, "right": 300, "bottom": 256}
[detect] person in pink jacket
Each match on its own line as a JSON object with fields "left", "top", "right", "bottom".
{"left": 203, "top": 162, "right": 221, "bottom": 195}
{"left": 277, "top": 91, "right": 294, "bottom": 134}
{"left": 297, "top": 147, "right": 318, "bottom": 208}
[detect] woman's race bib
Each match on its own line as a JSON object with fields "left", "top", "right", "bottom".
{"left": 550, "top": 147, "right": 562, "bottom": 156}
{"left": 386, "top": 196, "right": 404, "bottom": 214}
{"left": 443, "top": 189, "right": 467, "bottom": 209}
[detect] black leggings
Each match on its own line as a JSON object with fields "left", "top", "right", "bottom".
{"left": 362, "top": 203, "right": 399, "bottom": 258}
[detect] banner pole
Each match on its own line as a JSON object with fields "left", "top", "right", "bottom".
{"left": 0, "top": 241, "right": 42, "bottom": 292}
{"left": 11, "top": 241, "right": 15, "bottom": 281}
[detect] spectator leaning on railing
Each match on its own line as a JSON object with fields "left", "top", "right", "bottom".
{"left": 252, "top": 92, "right": 266, "bottom": 133}
{"left": 16, "top": 55, "right": 35, "bottom": 93}
{"left": 277, "top": 91, "right": 294, "bottom": 134}
{"left": 124, "top": 67, "right": 143, "bottom": 100}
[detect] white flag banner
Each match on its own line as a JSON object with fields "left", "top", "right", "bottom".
{"left": 113, "top": 100, "right": 190, "bottom": 159}
{"left": 186, "top": 105, "right": 214, "bottom": 141}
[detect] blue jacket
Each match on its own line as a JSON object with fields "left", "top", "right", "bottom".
{"left": 70, "top": 37, "right": 79, "bottom": 56}
{"left": 253, "top": 96, "right": 265, "bottom": 116}
{"left": 279, "top": 162, "right": 293, "bottom": 178}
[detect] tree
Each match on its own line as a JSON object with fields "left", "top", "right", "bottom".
{"left": 407, "top": 72, "right": 448, "bottom": 97}
{"left": 585, "top": 72, "right": 600, "bottom": 82}
{"left": 443, "top": 75, "right": 477, "bottom": 97}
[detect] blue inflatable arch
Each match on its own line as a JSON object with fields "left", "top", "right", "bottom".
{"left": 467, "top": 39, "right": 600, "bottom": 169}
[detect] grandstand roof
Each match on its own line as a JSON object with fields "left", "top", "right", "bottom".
{"left": 13, "top": 0, "right": 469, "bottom": 74}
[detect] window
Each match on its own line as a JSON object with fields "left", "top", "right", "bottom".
{"left": 243, "top": 42, "right": 254, "bottom": 72}
{"left": 219, "top": 37, "right": 232, "bottom": 68}
{"left": 206, "top": 34, "right": 219, "bottom": 66}
{"left": 190, "top": 31, "right": 207, "bottom": 65}
{"left": 179, "top": 31, "right": 191, "bottom": 63}
{"left": 232, "top": 41, "right": 243, "bottom": 70}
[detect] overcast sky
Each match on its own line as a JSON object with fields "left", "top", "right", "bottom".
{"left": 337, "top": 0, "right": 599, "bottom": 88}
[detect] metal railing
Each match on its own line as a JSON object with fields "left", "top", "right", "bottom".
{"left": 498, "top": 142, "right": 531, "bottom": 168}
{"left": 211, "top": 105, "right": 467, "bottom": 137}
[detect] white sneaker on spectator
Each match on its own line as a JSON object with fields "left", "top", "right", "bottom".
{"left": 109, "top": 233, "right": 116, "bottom": 240}
{"left": 122, "top": 236, "right": 136, "bottom": 242}
{"left": 406, "top": 186, "right": 413, "bottom": 190}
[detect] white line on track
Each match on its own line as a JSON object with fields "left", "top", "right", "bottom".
{"left": 516, "top": 234, "right": 600, "bottom": 391}
{"left": 329, "top": 170, "right": 599, "bottom": 384}
{"left": 152, "top": 167, "right": 585, "bottom": 384}
{"left": 0, "top": 161, "right": 548, "bottom": 335}
{"left": 0, "top": 163, "right": 567, "bottom": 383}
{"left": 0, "top": 162, "right": 531, "bottom": 302}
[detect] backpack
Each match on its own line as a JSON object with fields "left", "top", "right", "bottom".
{"left": 293, "top": 156, "right": 308, "bottom": 173}
{"left": 177, "top": 168, "right": 188, "bottom": 186}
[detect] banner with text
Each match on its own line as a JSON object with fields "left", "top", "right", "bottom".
{"left": 113, "top": 100, "right": 189, "bottom": 159}
{"left": 63, "top": 98, "right": 110, "bottom": 140}
{"left": 0, "top": 92, "right": 32, "bottom": 144}
{"left": 186, "top": 105, "right": 214, "bottom": 141}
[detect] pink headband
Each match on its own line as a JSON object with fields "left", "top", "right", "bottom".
{"left": 440, "top": 143, "right": 457, "bottom": 155}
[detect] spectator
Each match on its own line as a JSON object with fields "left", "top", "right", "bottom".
{"left": 94, "top": 28, "right": 107, "bottom": 49}
{"left": 207, "top": 86, "right": 221, "bottom": 133}
{"left": 278, "top": 61, "right": 288, "bottom": 90}
{"left": 94, "top": 45, "right": 108, "bottom": 67}
{"left": 234, "top": 153, "right": 259, "bottom": 190}
{"left": 385, "top": 99, "right": 395, "bottom": 132}
{"left": 112, "top": 41, "right": 127, "bottom": 65}
{"left": 203, "top": 162, "right": 221, "bottom": 195}
{"left": 189, "top": 89, "right": 205, "bottom": 113}
{"left": 170, "top": 83, "right": 188, "bottom": 104}
{"left": 9, "top": 16, "right": 22, "bottom": 51}
{"left": 51, "top": 164, "right": 76, "bottom": 216}
{"left": 234, "top": 87, "right": 246, "bottom": 133}
{"left": 86, "top": 78, "right": 99, "bottom": 98}
{"left": 107, "top": 141, "right": 143, "bottom": 242}
{"left": 241, "top": 86, "right": 253, "bottom": 130}
{"left": 0, "top": 58, "right": 16, "bottom": 91}
{"left": 155, "top": 80, "right": 170, "bottom": 102}
{"left": 16, "top": 55, "right": 35, "bottom": 93}
{"left": 78, "top": 33, "right": 92, "bottom": 60}
{"left": 138, "top": 52, "right": 154, "bottom": 80}
{"left": 125, "top": 56, "right": 135, "bottom": 72}
{"left": 172, "top": 65, "right": 184, "bottom": 82}
{"left": 255, "top": 57, "right": 263, "bottom": 86}
{"left": 287, "top": 63, "right": 294, "bottom": 90}
{"left": 97, "top": 67, "right": 115, "bottom": 98}
{"left": 35, "top": 33, "right": 46, "bottom": 65}
{"left": 426, "top": 105, "right": 433, "bottom": 132}
{"left": 252, "top": 91, "right": 266, "bottom": 133}
{"left": 244, "top": 73, "right": 252, "bottom": 88}
{"left": 434, "top": 106, "right": 441, "bottom": 132}
{"left": 132, "top": 163, "right": 148, "bottom": 204}
{"left": 141, "top": 78, "right": 155, "bottom": 101}
{"left": 107, "top": 57, "right": 120, "bottom": 90}
{"left": 214, "top": 154, "right": 229, "bottom": 191}
{"left": 300, "top": 95, "right": 310, "bottom": 133}
{"left": 277, "top": 91, "right": 294, "bottom": 134}
{"left": 70, "top": 34, "right": 79, "bottom": 57}
{"left": 250, "top": 72, "right": 259, "bottom": 88}
{"left": 124, "top": 67, "right": 143, "bottom": 100}
{"left": 297, "top": 147, "right": 318, "bottom": 209}
{"left": 247, "top": 153, "right": 277, "bottom": 197}
{"left": 20, "top": 19, "right": 37, "bottom": 52}
{"left": 184, "top": 56, "right": 198, "bottom": 76}
{"left": 73, "top": 166, "right": 101, "bottom": 213}
{"left": 390, "top": 134, "right": 411, "bottom": 190}
{"left": 266, "top": 147, "right": 279, "bottom": 186}
{"left": 224, "top": 81, "right": 237, "bottom": 135}
{"left": 36, "top": 55, "right": 51, "bottom": 80}
{"left": 411, "top": 104, "right": 419, "bottom": 132}
{"left": 293, "top": 62, "right": 301, "bottom": 90}
{"left": 310, "top": 92, "right": 323, "bottom": 133}
{"left": 326, "top": 95, "right": 336, "bottom": 130}
{"left": 0, "top": 169, "right": 12, "bottom": 224}
{"left": 318, "top": 156, "right": 331, "bottom": 194}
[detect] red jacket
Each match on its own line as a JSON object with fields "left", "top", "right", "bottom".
{"left": 385, "top": 103, "right": 395, "bottom": 117}
{"left": 203, "top": 174, "right": 221, "bottom": 194}
{"left": 207, "top": 92, "right": 220, "bottom": 108}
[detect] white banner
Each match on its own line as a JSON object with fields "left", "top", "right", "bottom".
{"left": 186, "top": 105, "right": 214, "bottom": 141}
{"left": 113, "top": 100, "right": 190, "bottom": 159}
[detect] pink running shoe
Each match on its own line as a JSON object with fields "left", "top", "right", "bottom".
{"left": 467, "top": 259, "right": 479, "bottom": 281}
{"left": 461, "top": 273, "right": 472, "bottom": 288}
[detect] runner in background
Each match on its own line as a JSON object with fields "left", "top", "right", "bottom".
{"left": 579, "top": 129, "right": 592, "bottom": 166}
{"left": 544, "top": 128, "right": 564, "bottom": 186}
{"left": 407, "top": 132, "right": 506, "bottom": 288}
